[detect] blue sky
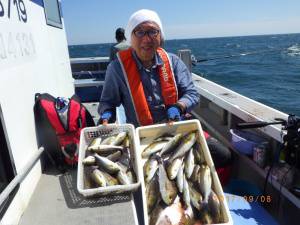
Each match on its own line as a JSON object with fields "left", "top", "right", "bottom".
{"left": 61, "top": 0, "right": 300, "bottom": 45}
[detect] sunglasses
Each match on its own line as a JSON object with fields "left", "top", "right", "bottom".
{"left": 133, "top": 29, "right": 160, "bottom": 38}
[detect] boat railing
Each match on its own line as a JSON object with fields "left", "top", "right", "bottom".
{"left": 0, "top": 147, "right": 44, "bottom": 206}
{"left": 72, "top": 70, "right": 106, "bottom": 80}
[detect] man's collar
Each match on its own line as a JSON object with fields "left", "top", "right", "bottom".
{"left": 132, "top": 49, "right": 163, "bottom": 70}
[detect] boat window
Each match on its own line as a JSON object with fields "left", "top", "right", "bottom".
{"left": 0, "top": 105, "right": 18, "bottom": 219}
{"left": 43, "top": 0, "right": 62, "bottom": 29}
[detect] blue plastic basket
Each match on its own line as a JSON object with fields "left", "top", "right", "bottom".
{"left": 230, "top": 129, "right": 265, "bottom": 155}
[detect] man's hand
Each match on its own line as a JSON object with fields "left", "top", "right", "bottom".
{"left": 99, "top": 111, "right": 113, "bottom": 125}
{"left": 167, "top": 105, "right": 181, "bottom": 122}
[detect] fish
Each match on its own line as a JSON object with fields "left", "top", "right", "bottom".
{"left": 110, "top": 131, "right": 127, "bottom": 146}
{"left": 84, "top": 169, "right": 95, "bottom": 189}
{"left": 182, "top": 174, "right": 191, "bottom": 208}
{"left": 184, "top": 206, "right": 194, "bottom": 223}
{"left": 89, "top": 137, "right": 102, "bottom": 147}
{"left": 87, "top": 144, "right": 124, "bottom": 154}
{"left": 159, "top": 133, "right": 183, "bottom": 156}
{"left": 116, "top": 162, "right": 128, "bottom": 172}
{"left": 167, "top": 157, "right": 183, "bottom": 180}
{"left": 200, "top": 210, "right": 213, "bottom": 224}
{"left": 189, "top": 183, "right": 203, "bottom": 211}
{"left": 119, "top": 147, "right": 132, "bottom": 168}
{"left": 193, "top": 144, "right": 205, "bottom": 164}
{"left": 169, "top": 132, "right": 197, "bottom": 161}
{"left": 94, "top": 153, "right": 121, "bottom": 174}
{"left": 116, "top": 161, "right": 131, "bottom": 185}
{"left": 122, "top": 136, "right": 130, "bottom": 148}
{"left": 122, "top": 146, "right": 131, "bottom": 158}
{"left": 146, "top": 176, "right": 160, "bottom": 213}
{"left": 184, "top": 149, "right": 195, "bottom": 179}
{"left": 101, "top": 136, "right": 116, "bottom": 145}
{"left": 142, "top": 140, "right": 168, "bottom": 158}
{"left": 144, "top": 157, "right": 159, "bottom": 183}
{"left": 83, "top": 131, "right": 138, "bottom": 189}
{"left": 141, "top": 131, "right": 226, "bottom": 225}
{"left": 158, "top": 160, "right": 178, "bottom": 205}
{"left": 82, "top": 155, "right": 96, "bottom": 165}
{"left": 116, "top": 169, "right": 130, "bottom": 185}
{"left": 90, "top": 168, "right": 107, "bottom": 187}
{"left": 198, "top": 165, "right": 212, "bottom": 203}
{"left": 106, "top": 150, "right": 122, "bottom": 162}
{"left": 208, "top": 190, "right": 221, "bottom": 223}
{"left": 101, "top": 170, "right": 119, "bottom": 186}
{"left": 149, "top": 204, "right": 164, "bottom": 225}
{"left": 176, "top": 163, "right": 184, "bottom": 193}
{"left": 154, "top": 135, "right": 174, "bottom": 142}
{"left": 190, "top": 165, "right": 200, "bottom": 183}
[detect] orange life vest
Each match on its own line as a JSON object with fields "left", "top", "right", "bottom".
{"left": 118, "top": 48, "right": 178, "bottom": 126}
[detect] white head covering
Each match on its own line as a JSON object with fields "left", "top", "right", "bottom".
{"left": 126, "top": 9, "right": 164, "bottom": 43}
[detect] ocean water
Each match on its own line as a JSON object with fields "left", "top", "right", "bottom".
{"left": 68, "top": 33, "right": 300, "bottom": 116}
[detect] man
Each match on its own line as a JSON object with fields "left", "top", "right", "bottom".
{"left": 99, "top": 9, "right": 200, "bottom": 127}
{"left": 109, "top": 27, "right": 130, "bottom": 62}
{"left": 99, "top": 9, "right": 231, "bottom": 171}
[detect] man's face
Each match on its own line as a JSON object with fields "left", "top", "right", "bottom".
{"left": 131, "top": 21, "right": 161, "bottom": 63}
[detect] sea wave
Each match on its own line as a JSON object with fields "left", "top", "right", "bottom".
{"left": 287, "top": 44, "right": 300, "bottom": 56}
{"left": 225, "top": 43, "right": 241, "bottom": 48}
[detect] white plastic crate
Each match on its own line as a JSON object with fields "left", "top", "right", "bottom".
{"left": 136, "top": 119, "right": 233, "bottom": 225}
{"left": 77, "top": 124, "right": 141, "bottom": 197}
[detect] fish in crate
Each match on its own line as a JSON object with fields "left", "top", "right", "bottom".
{"left": 82, "top": 131, "right": 137, "bottom": 190}
{"left": 141, "top": 130, "right": 225, "bottom": 225}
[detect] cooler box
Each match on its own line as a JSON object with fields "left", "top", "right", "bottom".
{"left": 230, "top": 129, "right": 265, "bottom": 155}
{"left": 136, "top": 119, "right": 233, "bottom": 225}
{"left": 77, "top": 124, "right": 141, "bottom": 197}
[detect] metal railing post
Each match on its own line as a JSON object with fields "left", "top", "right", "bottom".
{"left": 177, "top": 49, "right": 192, "bottom": 72}
{"left": 0, "top": 147, "right": 44, "bottom": 206}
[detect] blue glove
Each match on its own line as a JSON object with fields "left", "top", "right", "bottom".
{"left": 167, "top": 106, "right": 181, "bottom": 121}
{"left": 100, "top": 111, "right": 112, "bottom": 124}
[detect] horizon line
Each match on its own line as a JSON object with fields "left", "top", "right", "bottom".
{"left": 67, "top": 32, "right": 300, "bottom": 46}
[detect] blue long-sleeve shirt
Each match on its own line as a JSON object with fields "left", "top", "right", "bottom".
{"left": 98, "top": 49, "right": 200, "bottom": 127}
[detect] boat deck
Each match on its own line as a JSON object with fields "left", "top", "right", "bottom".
{"left": 18, "top": 167, "right": 279, "bottom": 225}
{"left": 19, "top": 168, "right": 140, "bottom": 225}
